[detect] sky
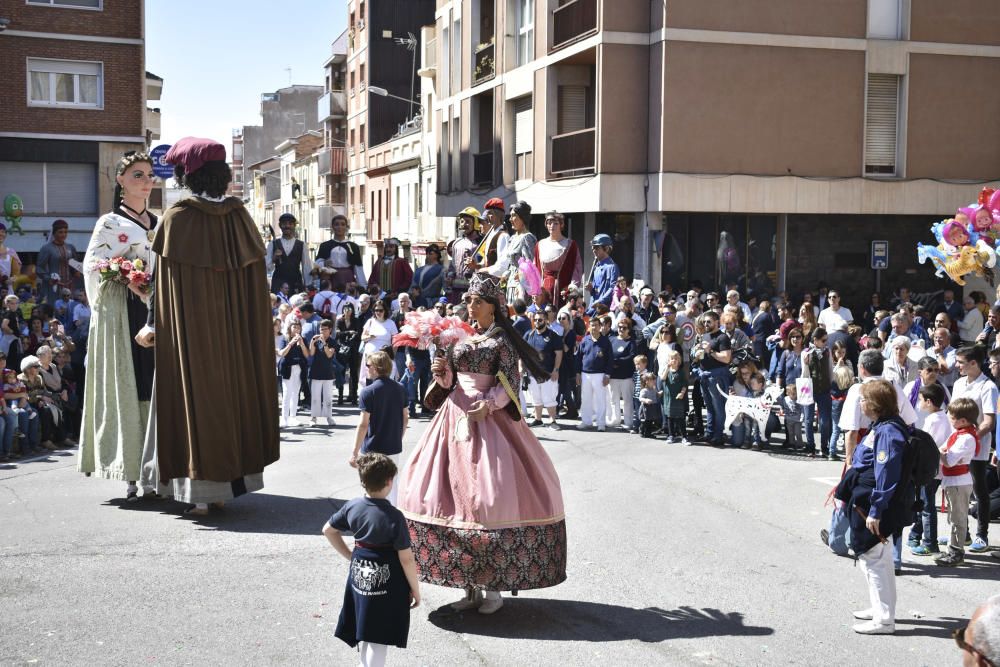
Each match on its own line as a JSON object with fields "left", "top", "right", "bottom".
{"left": 145, "top": 0, "right": 347, "bottom": 152}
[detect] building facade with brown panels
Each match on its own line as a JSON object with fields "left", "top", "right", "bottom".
{"left": 0, "top": 0, "right": 148, "bottom": 253}
{"left": 429, "top": 0, "right": 1000, "bottom": 306}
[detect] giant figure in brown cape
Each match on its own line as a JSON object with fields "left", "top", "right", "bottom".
{"left": 154, "top": 138, "right": 279, "bottom": 483}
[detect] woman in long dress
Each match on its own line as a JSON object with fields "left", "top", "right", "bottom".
{"left": 77, "top": 152, "right": 158, "bottom": 500}
{"left": 398, "top": 272, "right": 567, "bottom": 615}
{"left": 535, "top": 211, "right": 583, "bottom": 310}
{"left": 484, "top": 201, "right": 536, "bottom": 305}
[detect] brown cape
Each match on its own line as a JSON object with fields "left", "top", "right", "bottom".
{"left": 152, "top": 196, "right": 280, "bottom": 482}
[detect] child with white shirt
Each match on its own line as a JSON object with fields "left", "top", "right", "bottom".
{"left": 907, "top": 384, "right": 950, "bottom": 556}
{"left": 935, "top": 397, "right": 979, "bottom": 567}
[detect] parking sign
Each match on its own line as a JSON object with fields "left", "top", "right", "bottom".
{"left": 871, "top": 240, "right": 888, "bottom": 270}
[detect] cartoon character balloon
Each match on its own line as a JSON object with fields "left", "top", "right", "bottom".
{"left": 2, "top": 195, "right": 25, "bottom": 235}
{"left": 917, "top": 219, "right": 996, "bottom": 286}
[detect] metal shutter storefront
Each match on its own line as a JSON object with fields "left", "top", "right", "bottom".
{"left": 864, "top": 74, "right": 899, "bottom": 175}
{"left": 0, "top": 162, "right": 45, "bottom": 214}
{"left": 46, "top": 163, "right": 97, "bottom": 215}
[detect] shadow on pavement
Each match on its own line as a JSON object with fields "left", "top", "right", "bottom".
{"left": 891, "top": 617, "right": 966, "bottom": 638}
{"left": 183, "top": 493, "right": 346, "bottom": 535}
{"left": 101, "top": 493, "right": 347, "bottom": 534}
{"left": 428, "top": 601, "right": 774, "bottom": 642}
{"left": 904, "top": 557, "right": 1000, "bottom": 581}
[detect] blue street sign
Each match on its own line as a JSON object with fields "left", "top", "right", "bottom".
{"left": 149, "top": 144, "right": 173, "bottom": 179}
{"left": 871, "top": 240, "right": 889, "bottom": 270}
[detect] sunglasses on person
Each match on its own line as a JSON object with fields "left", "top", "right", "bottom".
{"left": 373, "top": 308, "right": 385, "bottom": 313}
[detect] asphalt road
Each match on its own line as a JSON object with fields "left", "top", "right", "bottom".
{"left": 1, "top": 403, "right": 995, "bottom": 666}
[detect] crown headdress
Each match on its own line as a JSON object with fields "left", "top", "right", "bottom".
{"left": 467, "top": 272, "right": 505, "bottom": 306}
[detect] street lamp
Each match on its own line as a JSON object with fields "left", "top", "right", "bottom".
{"left": 368, "top": 86, "right": 419, "bottom": 106}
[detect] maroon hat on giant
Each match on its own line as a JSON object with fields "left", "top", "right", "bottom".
{"left": 165, "top": 137, "right": 227, "bottom": 174}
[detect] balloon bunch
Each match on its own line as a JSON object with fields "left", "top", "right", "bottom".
{"left": 916, "top": 187, "right": 1000, "bottom": 286}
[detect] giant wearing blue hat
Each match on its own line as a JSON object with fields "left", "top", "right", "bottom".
{"left": 586, "top": 233, "right": 620, "bottom": 315}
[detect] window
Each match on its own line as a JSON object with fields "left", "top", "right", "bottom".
{"left": 27, "top": 0, "right": 101, "bottom": 8}
{"left": 516, "top": 0, "right": 534, "bottom": 66}
{"left": 27, "top": 58, "right": 102, "bottom": 108}
{"left": 451, "top": 17, "right": 462, "bottom": 95}
{"left": 558, "top": 85, "right": 587, "bottom": 134}
{"left": 513, "top": 97, "right": 533, "bottom": 180}
{"left": 864, "top": 73, "right": 900, "bottom": 176}
{"left": 868, "top": 0, "right": 902, "bottom": 39}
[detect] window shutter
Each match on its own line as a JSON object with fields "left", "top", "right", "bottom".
{"left": 46, "top": 163, "right": 97, "bottom": 215}
{"left": 864, "top": 74, "right": 899, "bottom": 175}
{"left": 0, "top": 162, "right": 45, "bottom": 214}
{"left": 558, "top": 85, "right": 586, "bottom": 134}
{"left": 514, "top": 97, "right": 533, "bottom": 155}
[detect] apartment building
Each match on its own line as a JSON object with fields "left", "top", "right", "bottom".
{"left": 276, "top": 131, "right": 325, "bottom": 250}
{"left": 0, "top": 0, "right": 149, "bottom": 252}
{"left": 237, "top": 85, "right": 324, "bottom": 235}
{"left": 430, "top": 0, "right": 1000, "bottom": 304}
{"left": 316, "top": 30, "right": 349, "bottom": 239}
{"left": 345, "top": 0, "right": 436, "bottom": 265}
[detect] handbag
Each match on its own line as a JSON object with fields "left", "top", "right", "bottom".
{"left": 422, "top": 345, "right": 454, "bottom": 411}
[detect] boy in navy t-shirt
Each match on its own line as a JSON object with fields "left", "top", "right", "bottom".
{"left": 351, "top": 350, "right": 408, "bottom": 503}
{"left": 323, "top": 453, "right": 421, "bottom": 665}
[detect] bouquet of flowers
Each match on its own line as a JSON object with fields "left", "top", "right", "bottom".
{"left": 391, "top": 310, "right": 476, "bottom": 350}
{"left": 96, "top": 256, "right": 152, "bottom": 294}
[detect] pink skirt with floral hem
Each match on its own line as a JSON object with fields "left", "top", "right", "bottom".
{"left": 399, "top": 372, "right": 568, "bottom": 590}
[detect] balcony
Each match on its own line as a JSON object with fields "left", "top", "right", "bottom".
{"left": 473, "top": 151, "right": 493, "bottom": 185}
{"left": 418, "top": 36, "right": 437, "bottom": 78}
{"left": 550, "top": 127, "right": 595, "bottom": 176}
{"left": 145, "top": 107, "right": 161, "bottom": 141}
{"left": 317, "top": 90, "right": 347, "bottom": 121}
{"left": 473, "top": 41, "right": 495, "bottom": 85}
{"left": 318, "top": 147, "right": 347, "bottom": 176}
{"left": 552, "top": 0, "right": 598, "bottom": 51}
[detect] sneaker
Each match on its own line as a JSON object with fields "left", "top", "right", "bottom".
{"left": 852, "top": 609, "right": 873, "bottom": 620}
{"left": 910, "top": 545, "right": 940, "bottom": 556}
{"left": 939, "top": 535, "right": 972, "bottom": 547}
{"left": 828, "top": 453, "right": 840, "bottom": 461}
{"left": 906, "top": 537, "right": 920, "bottom": 549}
{"left": 969, "top": 537, "right": 990, "bottom": 553}
{"left": 529, "top": 419, "right": 543, "bottom": 427}
{"left": 853, "top": 620, "right": 894, "bottom": 635}
{"left": 596, "top": 426, "right": 606, "bottom": 432}
{"left": 680, "top": 438, "right": 692, "bottom": 446}
{"left": 326, "top": 417, "right": 335, "bottom": 426}
{"left": 577, "top": 423, "right": 592, "bottom": 431}
{"left": 548, "top": 421, "right": 561, "bottom": 431}
{"left": 820, "top": 529, "right": 829, "bottom": 546}
{"left": 935, "top": 551, "right": 965, "bottom": 567}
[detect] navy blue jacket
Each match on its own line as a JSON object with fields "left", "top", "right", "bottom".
{"left": 576, "top": 334, "right": 612, "bottom": 375}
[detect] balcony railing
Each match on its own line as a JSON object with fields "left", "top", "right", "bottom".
{"left": 550, "top": 127, "right": 595, "bottom": 176}
{"left": 317, "top": 90, "right": 347, "bottom": 121}
{"left": 473, "top": 41, "right": 495, "bottom": 85}
{"left": 552, "top": 0, "right": 597, "bottom": 51}
{"left": 473, "top": 151, "right": 493, "bottom": 185}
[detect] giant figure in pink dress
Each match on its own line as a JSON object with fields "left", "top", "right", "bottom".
{"left": 398, "top": 272, "right": 567, "bottom": 615}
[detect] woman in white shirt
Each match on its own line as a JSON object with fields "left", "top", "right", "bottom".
{"left": 359, "top": 301, "right": 398, "bottom": 384}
